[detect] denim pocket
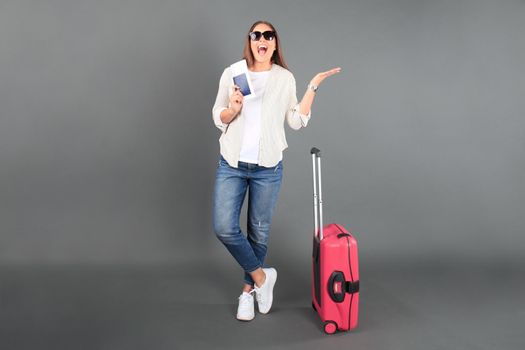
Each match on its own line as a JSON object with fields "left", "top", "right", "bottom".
{"left": 218, "top": 156, "right": 227, "bottom": 168}
{"left": 274, "top": 161, "right": 283, "bottom": 173}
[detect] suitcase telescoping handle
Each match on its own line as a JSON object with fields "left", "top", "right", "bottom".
{"left": 311, "top": 147, "right": 324, "bottom": 240}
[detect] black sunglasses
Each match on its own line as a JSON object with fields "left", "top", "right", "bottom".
{"left": 249, "top": 31, "right": 276, "bottom": 41}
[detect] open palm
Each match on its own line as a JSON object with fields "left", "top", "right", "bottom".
{"left": 311, "top": 67, "right": 341, "bottom": 86}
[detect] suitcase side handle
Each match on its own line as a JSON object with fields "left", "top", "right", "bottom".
{"left": 328, "top": 271, "right": 360, "bottom": 303}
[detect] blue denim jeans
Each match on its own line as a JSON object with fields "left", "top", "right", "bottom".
{"left": 213, "top": 156, "right": 283, "bottom": 286}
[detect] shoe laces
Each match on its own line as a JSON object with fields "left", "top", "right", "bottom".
{"left": 253, "top": 285, "right": 263, "bottom": 303}
{"left": 238, "top": 290, "right": 255, "bottom": 307}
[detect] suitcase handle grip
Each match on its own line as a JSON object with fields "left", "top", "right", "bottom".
{"left": 329, "top": 271, "right": 360, "bottom": 303}
{"left": 310, "top": 147, "right": 321, "bottom": 157}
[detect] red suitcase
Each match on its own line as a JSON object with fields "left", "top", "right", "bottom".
{"left": 310, "top": 147, "right": 360, "bottom": 334}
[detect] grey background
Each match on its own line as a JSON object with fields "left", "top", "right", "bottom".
{"left": 1, "top": 0, "right": 524, "bottom": 349}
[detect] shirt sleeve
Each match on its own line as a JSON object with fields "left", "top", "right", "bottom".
{"left": 285, "top": 74, "right": 311, "bottom": 130}
{"left": 212, "top": 68, "right": 231, "bottom": 132}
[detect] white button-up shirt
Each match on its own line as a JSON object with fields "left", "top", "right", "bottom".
{"left": 212, "top": 64, "right": 311, "bottom": 168}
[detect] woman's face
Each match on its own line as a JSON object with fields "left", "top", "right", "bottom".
{"left": 249, "top": 23, "right": 276, "bottom": 66}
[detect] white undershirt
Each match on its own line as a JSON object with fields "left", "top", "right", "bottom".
{"left": 239, "top": 70, "right": 270, "bottom": 164}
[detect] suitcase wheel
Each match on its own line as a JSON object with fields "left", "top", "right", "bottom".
{"left": 323, "top": 321, "right": 337, "bottom": 335}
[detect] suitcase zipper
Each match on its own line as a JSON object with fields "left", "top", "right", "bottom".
{"left": 334, "top": 224, "right": 357, "bottom": 330}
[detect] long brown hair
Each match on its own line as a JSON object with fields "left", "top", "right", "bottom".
{"left": 242, "top": 20, "right": 289, "bottom": 70}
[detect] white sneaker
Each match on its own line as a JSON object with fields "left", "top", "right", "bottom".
{"left": 254, "top": 268, "right": 277, "bottom": 314}
{"left": 236, "top": 290, "right": 255, "bottom": 321}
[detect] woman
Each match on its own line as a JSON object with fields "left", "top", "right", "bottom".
{"left": 212, "top": 20, "right": 340, "bottom": 321}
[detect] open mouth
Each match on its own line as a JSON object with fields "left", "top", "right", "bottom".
{"left": 257, "top": 45, "right": 268, "bottom": 56}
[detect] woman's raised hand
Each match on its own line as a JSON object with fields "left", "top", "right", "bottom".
{"left": 310, "top": 67, "right": 342, "bottom": 87}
